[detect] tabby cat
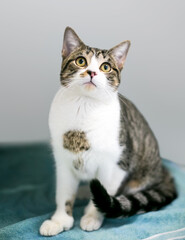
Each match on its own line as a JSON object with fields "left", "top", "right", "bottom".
{"left": 40, "top": 27, "right": 177, "bottom": 236}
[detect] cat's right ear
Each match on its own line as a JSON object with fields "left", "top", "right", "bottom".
{"left": 62, "top": 27, "right": 84, "bottom": 58}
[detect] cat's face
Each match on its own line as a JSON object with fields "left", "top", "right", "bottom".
{"left": 60, "top": 27, "right": 130, "bottom": 101}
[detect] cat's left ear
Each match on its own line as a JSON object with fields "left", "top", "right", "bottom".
{"left": 109, "top": 41, "right": 131, "bottom": 70}
{"left": 62, "top": 27, "right": 85, "bottom": 58}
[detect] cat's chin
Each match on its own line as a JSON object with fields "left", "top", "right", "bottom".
{"left": 79, "top": 88, "right": 113, "bottom": 104}
{"left": 83, "top": 82, "right": 97, "bottom": 91}
{"left": 64, "top": 83, "right": 113, "bottom": 103}
{"left": 79, "top": 86, "right": 98, "bottom": 98}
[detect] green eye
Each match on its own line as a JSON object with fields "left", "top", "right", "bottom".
{"left": 75, "top": 57, "right": 87, "bottom": 67}
{"left": 100, "top": 63, "right": 111, "bottom": 72}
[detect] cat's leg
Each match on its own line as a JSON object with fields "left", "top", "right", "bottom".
{"left": 80, "top": 200, "right": 104, "bottom": 231}
{"left": 40, "top": 160, "right": 79, "bottom": 236}
{"left": 80, "top": 159, "right": 109, "bottom": 231}
{"left": 80, "top": 162, "right": 124, "bottom": 231}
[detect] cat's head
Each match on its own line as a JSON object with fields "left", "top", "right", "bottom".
{"left": 60, "top": 27, "right": 130, "bottom": 101}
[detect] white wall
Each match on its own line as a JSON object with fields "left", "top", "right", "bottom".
{"left": 0, "top": 0, "right": 184, "bottom": 164}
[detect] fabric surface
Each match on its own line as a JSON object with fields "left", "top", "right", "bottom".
{"left": 0, "top": 143, "right": 185, "bottom": 240}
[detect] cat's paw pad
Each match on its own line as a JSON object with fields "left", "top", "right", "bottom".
{"left": 39, "top": 216, "right": 74, "bottom": 236}
{"left": 80, "top": 215, "right": 103, "bottom": 231}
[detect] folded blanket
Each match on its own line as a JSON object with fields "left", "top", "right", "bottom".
{"left": 0, "top": 143, "right": 185, "bottom": 240}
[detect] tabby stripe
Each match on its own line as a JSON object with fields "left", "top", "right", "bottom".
{"left": 126, "top": 195, "right": 142, "bottom": 216}
{"left": 62, "top": 59, "right": 75, "bottom": 72}
{"left": 112, "top": 67, "right": 120, "bottom": 81}
{"left": 90, "top": 179, "right": 177, "bottom": 219}
{"left": 86, "top": 46, "right": 93, "bottom": 55}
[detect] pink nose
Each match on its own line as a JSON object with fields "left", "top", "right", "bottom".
{"left": 87, "top": 70, "right": 97, "bottom": 78}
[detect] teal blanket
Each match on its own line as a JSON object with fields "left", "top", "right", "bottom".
{"left": 0, "top": 143, "right": 185, "bottom": 240}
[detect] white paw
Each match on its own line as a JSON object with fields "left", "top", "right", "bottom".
{"left": 80, "top": 215, "right": 103, "bottom": 231}
{"left": 39, "top": 215, "right": 74, "bottom": 236}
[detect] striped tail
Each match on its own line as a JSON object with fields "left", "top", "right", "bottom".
{"left": 90, "top": 179, "right": 177, "bottom": 218}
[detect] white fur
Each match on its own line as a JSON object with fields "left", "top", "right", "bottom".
{"left": 80, "top": 200, "right": 104, "bottom": 231}
{"left": 40, "top": 56, "right": 126, "bottom": 236}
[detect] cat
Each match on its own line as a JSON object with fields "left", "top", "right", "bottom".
{"left": 40, "top": 27, "right": 177, "bottom": 236}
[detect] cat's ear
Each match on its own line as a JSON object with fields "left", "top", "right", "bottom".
{"left": 109, "top": 41, "right": 131, "bottom": 70}
{"left": 62, "top": 27, "right": 84, "bottom": 58}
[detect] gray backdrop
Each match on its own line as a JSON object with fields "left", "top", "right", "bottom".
{"left": 0, "top": 0, "right": 184, "bottom": 164}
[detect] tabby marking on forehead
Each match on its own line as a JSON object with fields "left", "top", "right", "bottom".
{"left": 86, "top": 46, "right": 94, "bottom": 55}
{"left": 63, "top": 130, "right": 90, "bottom": 153}
{"left": 95, "top": 49, "right": 108, "bottom": 58}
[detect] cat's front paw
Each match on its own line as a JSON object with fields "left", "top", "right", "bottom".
{"left": 39, "top": 215, "right": 74, "bottom": 236}
{"left": 80, "top": 214, "right": 103, "bottom": 231}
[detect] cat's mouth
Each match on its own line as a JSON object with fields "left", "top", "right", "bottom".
{"left": 83, "top": 80, "right": 97, "bottom": 88}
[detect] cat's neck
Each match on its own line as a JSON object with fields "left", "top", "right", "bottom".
{"left": 58, "top": 85, "right": 119, "bottom": 106}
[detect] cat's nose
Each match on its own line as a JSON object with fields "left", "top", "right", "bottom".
{"left": 87, "top": 70, "right": 97, "bottom": 78}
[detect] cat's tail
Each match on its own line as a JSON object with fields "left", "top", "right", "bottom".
{"left": 90, "top": 178, "right": 177, "bottom": 218}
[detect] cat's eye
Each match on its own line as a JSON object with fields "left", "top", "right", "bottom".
{"left": 100, "top": 63, "right": 111, "bottom": 72}
{"left": 75, "top": 57, "right": 87, "bottom": 67}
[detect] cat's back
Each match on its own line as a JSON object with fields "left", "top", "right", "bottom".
{"left": 118, "top": 93, "right": 160, "bottom": 167}
{"left": 118, "top": 93, "right": 155, "bottom": 135}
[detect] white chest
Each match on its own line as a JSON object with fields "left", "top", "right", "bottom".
{"left": 49, "top": 88, "right": 123, "bottom": 180}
